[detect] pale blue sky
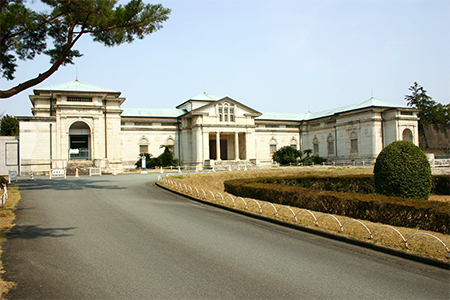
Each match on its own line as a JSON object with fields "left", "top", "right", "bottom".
{"left": 1, "top": 0, "right": 449, "bottom": 116}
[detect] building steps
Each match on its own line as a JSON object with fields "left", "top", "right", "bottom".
{"left": 66, "top": 161, "right": 95, "bottom": 176}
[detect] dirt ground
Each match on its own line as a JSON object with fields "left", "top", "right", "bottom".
{"left": 429, "top": 195, "right": 450, "bottom": 202}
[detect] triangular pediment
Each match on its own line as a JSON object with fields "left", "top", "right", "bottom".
{"left": 189, "top": 96, "right": 262, "bottom": 117}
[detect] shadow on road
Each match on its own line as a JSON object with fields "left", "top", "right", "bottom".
{"left": 6, "top": 225, "right": 76, "bottom": 240}
{"left": 14, "top": 177, "right": 126, "bottom": 191}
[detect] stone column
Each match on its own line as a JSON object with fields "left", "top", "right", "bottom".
{"left": 245, "top": 130, "right": 256, "bottom": 160}
{"left": 196, "top": 127, "right": 203, "bottom": 163}
{"left": 216, "top": 132, "right": 221, "bottom": 161}
{"left": 203, "top": 131, "right": 210, "bottom": 160}
{"left": 235, "top": 132, "right": 239, "bottom": 160}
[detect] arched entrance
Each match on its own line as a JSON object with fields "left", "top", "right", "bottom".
{"left": 69, "top": 122, "right": 91, "bottom": 160}
{"left": 402, "top": 128, "right": 413, "bottom": 143}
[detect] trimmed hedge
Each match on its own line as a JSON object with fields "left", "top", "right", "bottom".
{"left": 258, "top": 174, "right": 449, "bottom": 196}
{"left": 224, "top": 176, "right": 450, "bottom": 234}
{"left": 259, "top": 175, "right": 376, "bottom": 194}
{"left": 374, "top": 141, "right": 432, "bottom": 199}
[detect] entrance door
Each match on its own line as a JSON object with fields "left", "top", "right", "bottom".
{"left": 220, "top": 140, "right": 227, "bottom": 160}
{"left": 209, "top": 140, "right": 228, "bottom": 160}
{"left": 69, "top": 122, "right": 91, "bottom": 160}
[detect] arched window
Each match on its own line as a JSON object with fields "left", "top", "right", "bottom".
{"left": 313, "top": 136, "right": 319, "bottom": 155}
{"left": 327, "top": 134, "right": 334, "bottom": 155}
{"left": 165, "top": 137, "right": 175, "bottom": 146}
{"left": 402, "top": 128, "right": 413, "bottom": 143}
{"left": 290, "top": 137, "right": 298, "bottom": 149}
{"left": 139, "top": 137, "right": 149, "bottom": 154}
{"left": 350, "top": 132, "right": 358, "bottom": 152}
{"left": 165, "top": 137, "right": 175, "bottom": 152}
{"left": 217, "top": 102, "right": 235, "bottom": 122}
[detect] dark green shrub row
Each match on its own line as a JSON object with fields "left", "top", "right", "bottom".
{"left": 432, "top": 175, "right": 450, "bottom": 195}
{"left": 259, "top": 175, "right": 376, "bottom": 194}
{"left": 224, "top": 178, "right": 450, "bottom": 233}
{"left": 0, "top": 176, "right": 6, "bottom": 185}
{"left": 258, "top": 174, "right": 449, "bottom": 196}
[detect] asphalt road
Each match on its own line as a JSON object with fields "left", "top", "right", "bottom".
{"left": 3, "top": 174, "right": 449, "bottom": 299}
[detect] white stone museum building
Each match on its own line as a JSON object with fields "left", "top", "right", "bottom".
{"left": 17, "top": 80, "right": 419, "bottom": 174}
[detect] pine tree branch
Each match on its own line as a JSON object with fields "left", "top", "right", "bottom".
{"left": 0, "top": 24, "right": 82, "bottom": 99}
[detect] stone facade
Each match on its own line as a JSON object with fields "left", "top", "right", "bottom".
{"left": 18, "top": 81, "right": 419, "bottom": 174}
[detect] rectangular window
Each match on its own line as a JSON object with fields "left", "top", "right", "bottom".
{"left": 139, "top": 145, "right": 148, "bottom": 154}
{"left": 270, "top": 144, "right": 277, "bottom": 155}
{"left": 219, "top": 115, "right": 222, "bottom": 121}
{"left": 224, "top": 114, "right": 228, "bottom": 121}
{"left": 230, "top": 115, "right": 234, "bottom": 122}
{"left": 328, "top": 141, "right": 334, "bottom": 155}
{"left": 351, "top": 139, "right": 358, "bottom": 152}
{"left": 313, "top": 143, "right": 319, "bottom": 155}
{"left": 67, "top": 97, "right": 92, "bottom": 102}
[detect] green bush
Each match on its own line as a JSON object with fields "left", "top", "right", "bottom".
{"left": 272, "top": 146, "right": 302, "bottom": 165}
{"left": 0, "top": 176, "right": 7, "bottom": 185}
{"left": 432, "top": 175, "right": 450, "bottom": 195}
{"left": 374, "top": 141, "right": 432, "bottom": 200}
{"left": 135, "top": 145, "right": 179, "bottom": 169}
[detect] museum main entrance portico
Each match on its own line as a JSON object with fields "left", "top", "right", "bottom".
{"left": 208, "top": 131, "right": 247, "bottom": 161}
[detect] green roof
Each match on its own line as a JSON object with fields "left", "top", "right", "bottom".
{"left": 258, "top": 98, "right": 410, "bottom": 121}
{"left": 35, "top": 80, "right": 120, "bottom": 94}
{"left": 190, "top": 92, "right": 221, "bottom": 101}
{"left": 122, "top": 108, "right": 183, "bottom": 118}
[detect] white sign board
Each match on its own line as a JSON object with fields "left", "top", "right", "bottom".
{"left": 8, "top": 170, "right": 17, "bottom": 183}
{"left": 50, "top": 169, "right": 66, "bottom": 179}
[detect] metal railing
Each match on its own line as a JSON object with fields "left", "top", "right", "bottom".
{"left": 158, "top": 173, "right": 450, "bottom": 260}
{"left": 69, "top": 148, "right": 91, "bottom": 160}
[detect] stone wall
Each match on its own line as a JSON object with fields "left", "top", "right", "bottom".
{"left": 421, "top": 124, "right": 450, "bottom": 153}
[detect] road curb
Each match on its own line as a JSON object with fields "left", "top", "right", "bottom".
{"left": 156, "top": 181, "right": 450, "bottom": 270}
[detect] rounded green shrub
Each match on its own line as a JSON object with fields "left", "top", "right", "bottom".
{"left": 374, "top": 141, "right": 432, "bottom": 199}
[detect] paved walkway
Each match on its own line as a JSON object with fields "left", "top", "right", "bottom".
{"left": 3, "top": 174, "right": 449, "bottom": 299}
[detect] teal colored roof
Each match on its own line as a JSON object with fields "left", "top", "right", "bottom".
{"left": 35, "top": 80, "right": 120, "bottom": 93}
{"left": 122, "top": 108, "right": 183, "bottom": 118}
{"left": 190, "top": 92, "right": 221, "bottom": 101}
{"left": 258, "top": 112, "right": 306, "bottom": 121}
{"left": 258, "top": 98, "right": 409, "bottom": 121}
{"left": 123, "top": 97, "right": 409, "bottom": 120}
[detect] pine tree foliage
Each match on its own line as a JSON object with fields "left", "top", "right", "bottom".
{"left": 405, "top": 82, "right": 449, "bottom": 126}
{"left": 0, "top": 0, "right": 171, "bottom": 98}
{"left": 0, "top": 114, "right": 19, "bottom": 136}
